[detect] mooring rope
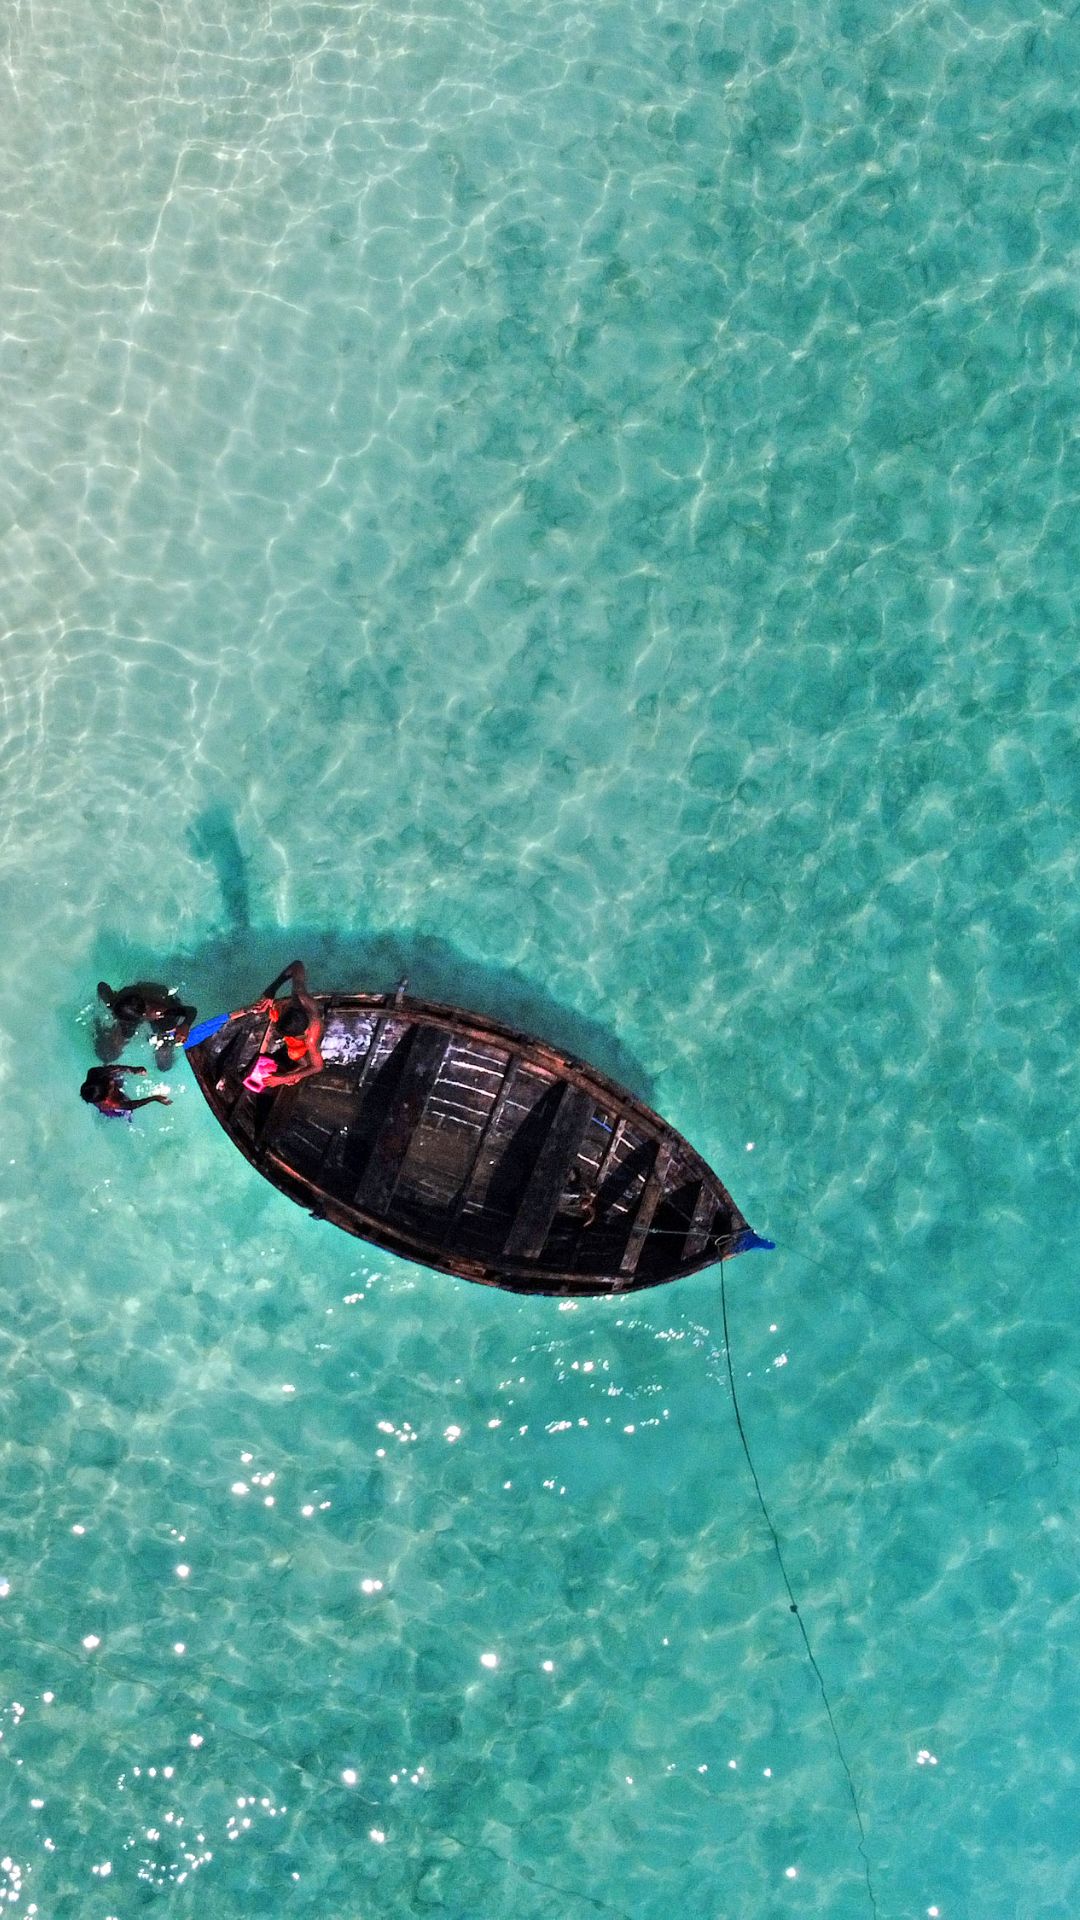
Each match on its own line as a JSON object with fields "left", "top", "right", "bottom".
{"left": 719, "top": 1259, "right": 879, "bottom": 1920}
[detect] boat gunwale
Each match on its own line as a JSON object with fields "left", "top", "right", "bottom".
{"left": 263, "top": 1150, "right": 744, "bottom": 1294}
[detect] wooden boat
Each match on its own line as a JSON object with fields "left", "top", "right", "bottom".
{"left": 186, "top": 989, "right": 772, "bottom": 1297}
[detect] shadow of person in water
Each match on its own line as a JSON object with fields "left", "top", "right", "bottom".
{"left": 186, "top": 804, "right": 251, "bottom": 934}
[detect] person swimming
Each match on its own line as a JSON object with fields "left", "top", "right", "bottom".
{"left": 80, "top": 1064, "right": 172, "bottom": 1120}
{"left": 96, "top": 981, "right": 197, "bottom": 1068}
{"left": 241, "top": 961, "right": 325, "bottom": 1094}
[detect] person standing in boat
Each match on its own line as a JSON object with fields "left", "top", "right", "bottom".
{"left": 242, "top": 960, "right": 325, "bottom": 1093}
{"left": 80, "top": 1064, "right": 172, "bottom": 1119}
{"left": 96, "top": 980, "right": 197, "bottom": 1068}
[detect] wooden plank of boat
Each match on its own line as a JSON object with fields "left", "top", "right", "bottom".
{"left": 440, "top": 1054, "right": 519, "bottom": 1236}
{"left": 593, "top": 1114, "right": 627, "bottom": 1189}
{"left": 502, "top": 1083, "right": 596, "bottom": 1261}
{"left": 618, "top": 1138, "right": 675, "bottom": 1275}
{"left": 681, "top": 1181, "right": 717, "bottom": 1263}
{"left": 351, "top": 1008, "right": 401, "bottom": 1103}
{"left": 185, "top": 987, "right": 772, "bottom": 1296}
{"left": 253, "top": 1079, "right": 302, "bottom": 1154}
{"left": 353, "top": 1024, "right": 453, "bottom": 1216}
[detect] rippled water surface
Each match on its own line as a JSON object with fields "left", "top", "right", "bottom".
{"left": 2, "top": 1, "right": 1079, "bottom": 1915}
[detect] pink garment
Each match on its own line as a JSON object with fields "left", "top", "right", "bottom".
{"left": 243, "top": 1054, "right": 278, "bottom": 1094}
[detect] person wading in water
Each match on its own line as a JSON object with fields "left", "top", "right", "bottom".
{"left": 80, "top": 1064, "right": 172, "bottom": 1119}
{"left": 96, "top": 981, "right": 196, "bottom": 1068}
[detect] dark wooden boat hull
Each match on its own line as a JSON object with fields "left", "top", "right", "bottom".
{"left": 186, "top": 992, "right": 771, "bottom": 1297}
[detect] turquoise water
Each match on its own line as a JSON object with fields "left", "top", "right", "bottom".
{"left": 2, "top": 0, "right": 1078, "bottom": 1913}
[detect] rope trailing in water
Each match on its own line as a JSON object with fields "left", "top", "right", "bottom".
{"left": 719, "top": 1259, "right": 879, "bottom": 1920}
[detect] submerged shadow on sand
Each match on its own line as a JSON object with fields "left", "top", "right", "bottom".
{"left": 85, "top": 923, "right": 656, "bottom": 1104}
{"left": 185, "top": 804, "right": 251, "bottom": 936}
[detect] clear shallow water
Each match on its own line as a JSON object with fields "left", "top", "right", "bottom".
{"left": 2, "top": 0, "right": 1079, "bottom": 1914}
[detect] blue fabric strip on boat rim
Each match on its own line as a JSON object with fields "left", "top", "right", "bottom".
{"left": 183, "top": 1012, "right": 232, "bottom": 1049}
